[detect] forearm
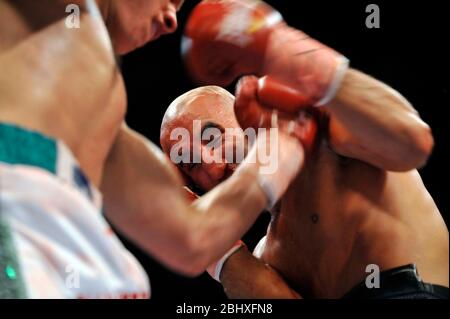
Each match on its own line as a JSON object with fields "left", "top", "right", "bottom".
{"left": 220, "top": 246, "right": 300, "bottom": 299}
{"left": 324, "top": 68, "right": 434, "bottom": 170}
{"left": 188, "top": 164, "right": 270, "bottom": 266}
{"left": 178, "top": 129, "right": 303, "bottom": 271}
{"left": 101, "top": 125, "right": 268, "bottom": 276}
{"left": 101, "top": 126, "right": 193, "bottom": 272}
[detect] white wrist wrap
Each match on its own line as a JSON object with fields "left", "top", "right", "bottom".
{"left": 210, "top": 242, "right": 245, "bottom": 282}
{"left": 315, "top": 56, "right": 350, "bottom": 107}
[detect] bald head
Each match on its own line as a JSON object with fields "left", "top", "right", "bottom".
{"left": 160, "top": 86, "right": 247, "bottom": 192}
{"left": 160, "top": 86, "right": 236, "bottom": 152}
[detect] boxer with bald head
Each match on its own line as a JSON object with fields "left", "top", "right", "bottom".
{"left": 160, "top": 79, "right": 448, "bottom": 298}
{"left": 0, "top": 0, "right": 304, "bottom": 298}
{"left": 160, "top": 86, "right": 244, "bottom": 191}
{"left": 174, "top": 0, "right": 448, "bottom": 298}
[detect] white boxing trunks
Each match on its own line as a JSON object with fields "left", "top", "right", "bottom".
{"left": 0, "top": 123, "right": 150, "bottom": 298}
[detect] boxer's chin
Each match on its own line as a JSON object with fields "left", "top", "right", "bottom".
{"left": 141, "top": 22, "right": 161, "bottom": 45}
{"left": 113, "top": 31, "right": 150, "bottom": 54}
{"left": 113, "top": 37, "right": 136, "bottom": 55}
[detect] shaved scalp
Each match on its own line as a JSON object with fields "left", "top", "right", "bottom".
{"left": 160, "top": 86, "right": 234, "bottom": 147}
{"left": 162, "top": 86, "right": 234, "bottom": 128}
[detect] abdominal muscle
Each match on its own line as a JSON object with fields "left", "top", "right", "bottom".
{"left": 260, "top": 141, "right": 448, "bottom": 298}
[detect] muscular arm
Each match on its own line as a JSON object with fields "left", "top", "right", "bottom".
{"left": 219, "top": 246, "right": 301, "bottom": 299}
{"left": 325, "top": 69, "right": 434, "bottom": 171}
{"left": 101, "top": 125, "right": 268, "bottom": 277}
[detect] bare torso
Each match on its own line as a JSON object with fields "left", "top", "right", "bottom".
{"left": 0, "top": 2, "right": 125, "bottom": 185}
{"left": 261, "top": 133, "right": 449, "bottom": 298}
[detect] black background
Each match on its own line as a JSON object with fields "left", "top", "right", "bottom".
{"left": 117, "top": 0, "right": 449, "bottom": 299}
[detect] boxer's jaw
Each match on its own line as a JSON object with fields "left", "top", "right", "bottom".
{"left": 190, "top": 161, "right": 239, "bottom": 192}
{"left": 161, "top": 120, "right": 241, "bottom": 193}
{"left": 175, "top": 129, "right": 245, "bottom": 192}
{"left": 105, "top": 0, "right": 182, "bottom": 54}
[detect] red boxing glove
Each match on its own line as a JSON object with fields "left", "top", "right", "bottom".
{"left": 182, "top": 0, "right": 279, "bottom": 86}
{"left": 234, "top": 75, "right": 318, "bottom": 152}
{"left": 183, "top": 186, "right": 199, "bottom": 202}
{"left": 182, "top": 0, "right": 349, "bottom": 106}
{"left": 257, "top": 75, "right": 310, "bottom": 114}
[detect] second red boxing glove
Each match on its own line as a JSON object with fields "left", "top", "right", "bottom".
{"left": 234, "top": 75, "right": 318, "bottom": 152}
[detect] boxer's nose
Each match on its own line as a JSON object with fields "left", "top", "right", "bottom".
{"left": 200, "top": 145, "right": 227, "bottom": 183}
{"left": 159, "top": 4, "right": 178, "bottom": 35}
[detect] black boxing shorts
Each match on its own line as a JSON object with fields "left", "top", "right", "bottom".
{"left": 342, "top": 264, "right": 449, "bottom": 299}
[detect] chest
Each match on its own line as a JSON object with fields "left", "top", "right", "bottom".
{"left": 259, "top": 144, "right": 383, "bottom": 296}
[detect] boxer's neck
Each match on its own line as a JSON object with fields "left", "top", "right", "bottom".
{"left": 0, "top": 0, "right": 120, "bottom": 188}
{"left": 0, "top": 0, "right": 110, "bottom": 53}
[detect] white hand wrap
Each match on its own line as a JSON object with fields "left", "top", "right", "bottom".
{"left": 239, "top": 132, "right": 304, "bottom": 209}
{"left": 208, "top": 241, "right": 245, "bottom": 282}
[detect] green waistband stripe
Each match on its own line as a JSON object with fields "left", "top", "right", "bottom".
{"left": 0, "top": 123, "right": 57, "bottom": 174}
{"left": 0, "top": 214, "right": 28, "bottom": 298}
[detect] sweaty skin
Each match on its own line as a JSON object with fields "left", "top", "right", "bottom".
{"left": 0, "top": 0, "right": 184, "bottom": 53}
{"left": 163, "top": 75, "right": 448, "bottom": 298}
{"left": 0, "top": 0, "right": 182, "bottom": 184}
{"left": 258, "top": 71, "right": 448, "bottom": 298}
{"left": 0, "top": 8, "right": 124, "bottom": 186}
{"left": 261, "top": 130, "right": 448, "bottom": 298}
{"left": 1, "top": 0, "right": 288, "bottom": 278}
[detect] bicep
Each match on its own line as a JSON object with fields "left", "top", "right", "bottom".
{"left": 101, "top": 126, "right": 199, "bottom": 271}
{"left": 327, "top": 115, "right": 389, "bottom": 168}
{"left": 101, "top": 125, "right": 185, "bottom": 217}
{"left": 326, "top": 69, "right": 433, "bottom": 171}
{"left": 100, "top": 126, "right": 268, "bottom": 275}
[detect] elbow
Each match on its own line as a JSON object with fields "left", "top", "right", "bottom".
{"left": 171, "top": 261, "right": 206, "bottom": 278}
{"left": 396, "top": 118, "right": 434, "bottom": 171}
{"left": 166, "top": 231, "right": 212, "bottom": 277}
{"left": 416, "top": 125, "right": 434, "bottom": 168}
{"left": 406, "top": 120, "right": 434, "bottom": 169}
{"left": 177, "top": 252, "right": 209, "bottom": 278}
{"left": 164, "top": 250, "right": 207, "bottom": 278}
